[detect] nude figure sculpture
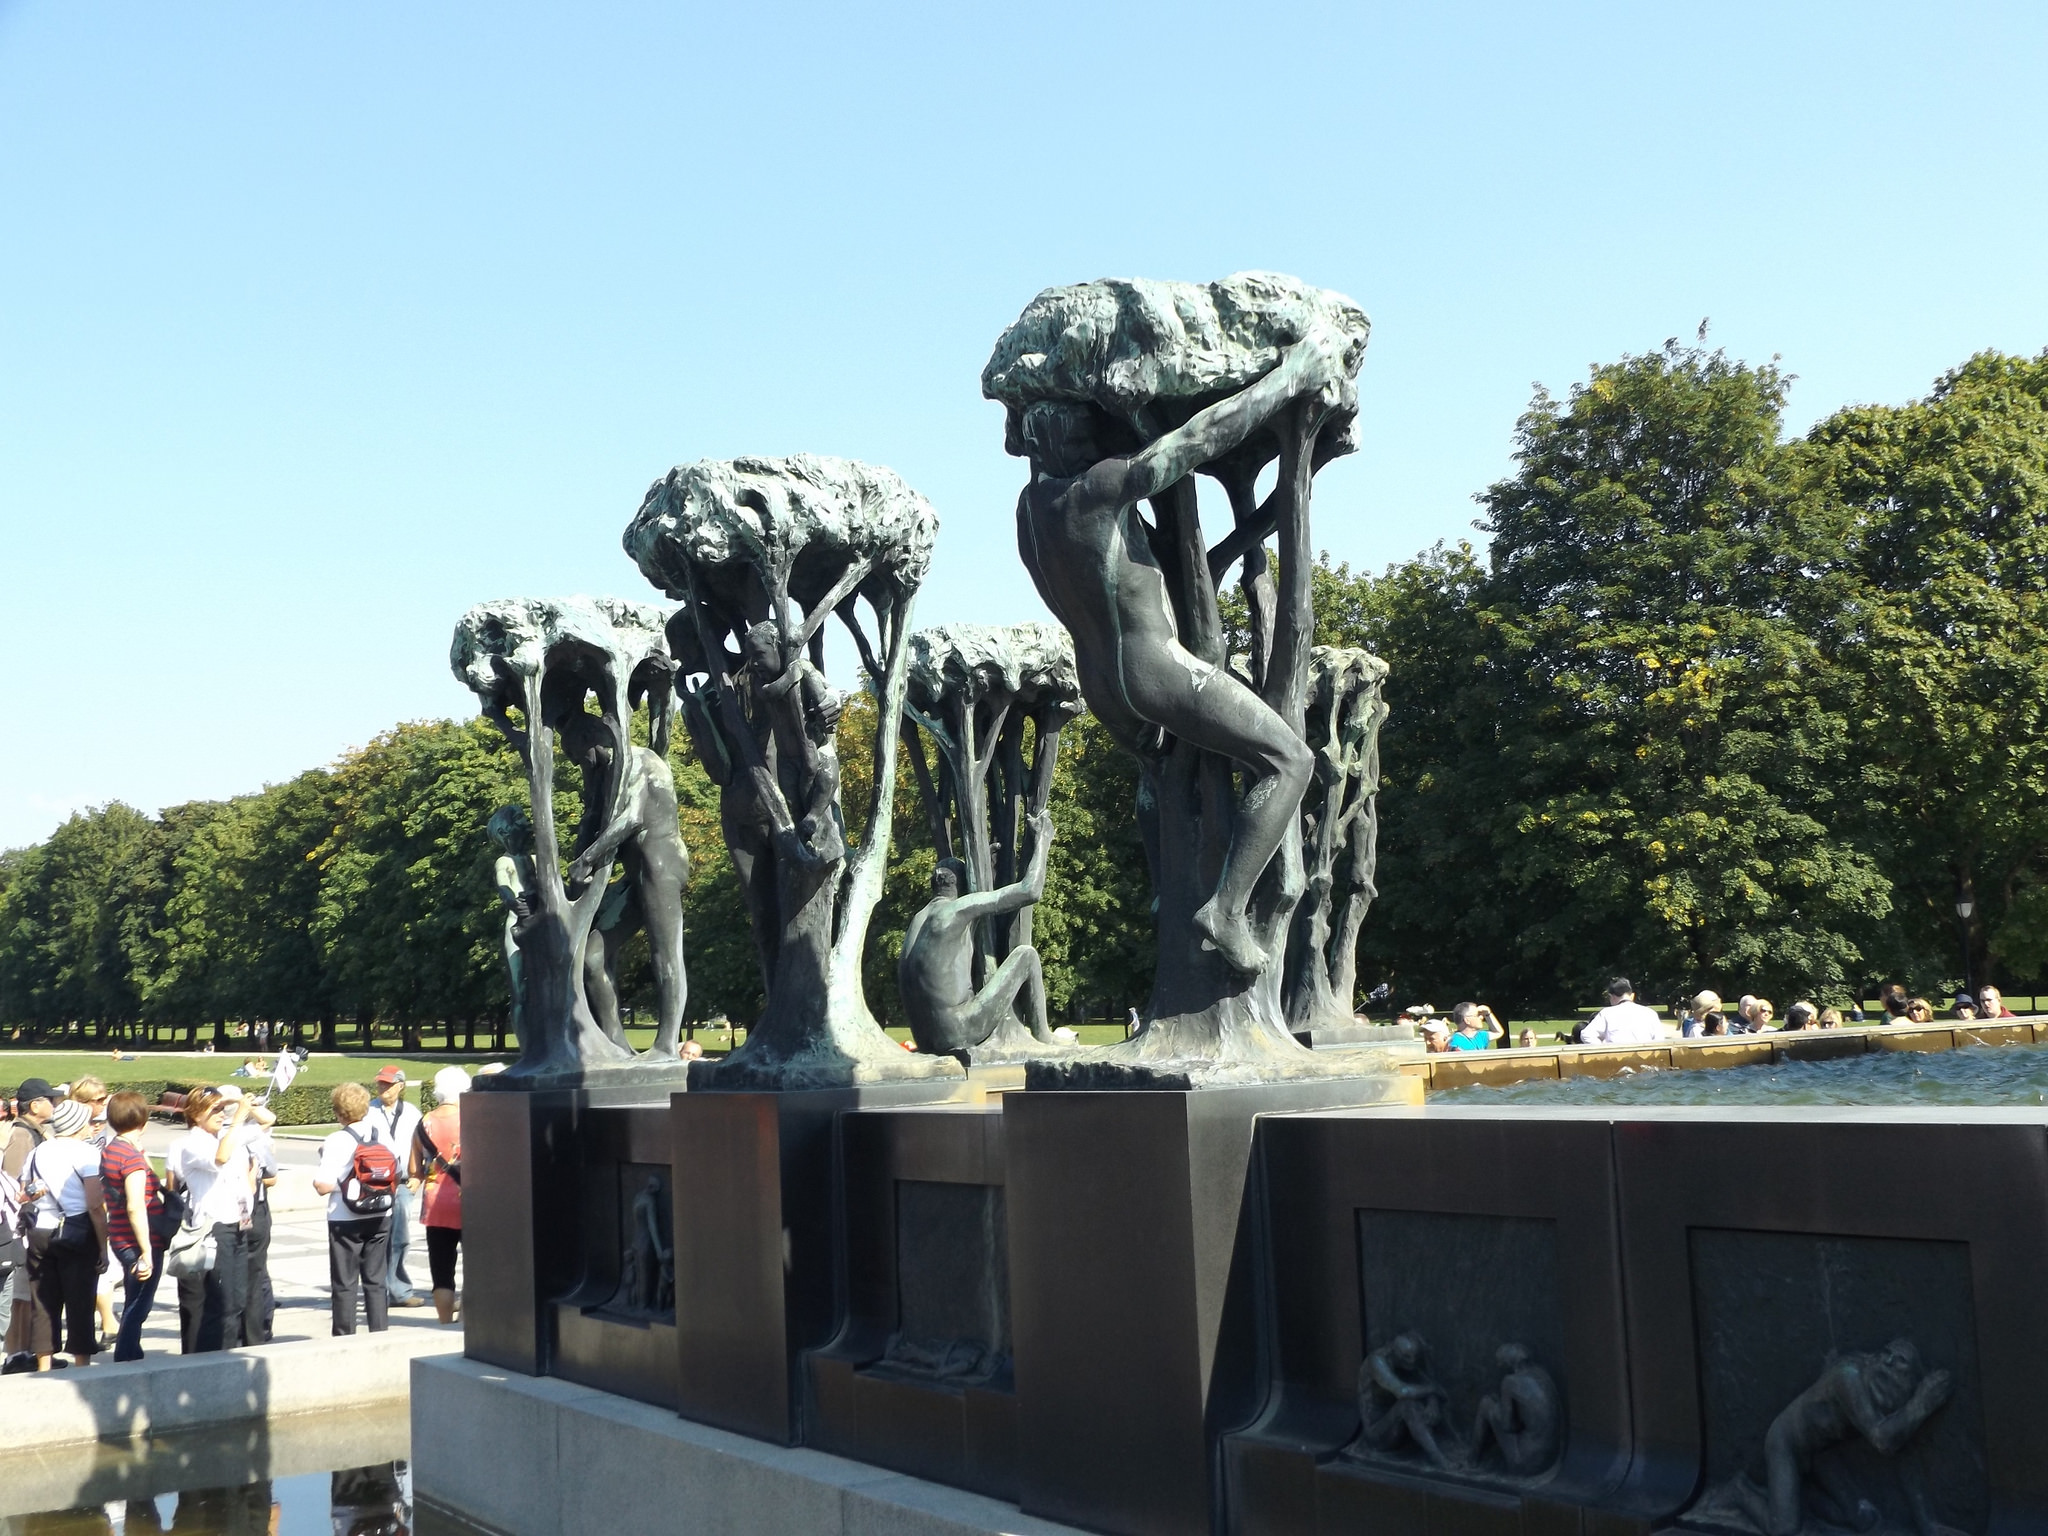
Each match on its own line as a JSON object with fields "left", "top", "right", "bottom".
{"left": 1346, "top": 1333, "right": 1457, "bottom": 1469}
{"left": 562, "top": 708, "right": 692, "bottom": 1059}
{"left": 487, "top": 804, "right": 537, "bottom": 1043}
{"left": 1007, "top": 327, "right": 1349, "bottom": 975}
{"left": 899, "top": 811, "right": 1055, "bottom": 1057}
{"left": 1727, "top": 1339, "right": 1963, "bottom": 1536}
{"left": 1468, "top": 1344, "right": 1561, "bottom": 1475}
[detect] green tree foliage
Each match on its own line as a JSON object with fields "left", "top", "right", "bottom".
{"left": 1807, "top": 351, "right": 2048, "bottom": 985}
{"left": 1466, "top": 342, "right": 1889, "bottom": 1005}
{"left": 0, "top": 803, "right": 164, "bottom": 1037}
{"left": 312, "top": 718, "right": 535, "bottom": 1040}
{"left": 5, "top": 344, "right": 2047, "bottom": 1034}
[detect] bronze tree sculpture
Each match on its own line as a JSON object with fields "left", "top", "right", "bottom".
{"left": 897, "top": 622, "right": 1083, "bottom": 1060}
{"left": 450, "top": 596, "right": 684, "bottom": 1082}
{"left": 984, "top": 271, "right": 1372, "bottom": 1082}
{"left": 623, "top": 454, "right": 960, "bottom": 1089}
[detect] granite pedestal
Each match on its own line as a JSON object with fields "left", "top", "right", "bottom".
{"left": 668, "top": 1080, "right": 975, "bottom": 1445}
{"left": 1003, "top": 1077, "right": 1416, "bottom": 1536}
{"left": 804, "top": 1101, "right": 1018, "bottom": 1499}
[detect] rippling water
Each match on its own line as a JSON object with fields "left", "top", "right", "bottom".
{"left": 1435, "top": 1041, "right": 2048, "bottom": 1107}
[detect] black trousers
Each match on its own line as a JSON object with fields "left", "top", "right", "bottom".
{"left": 27, "top": 1226, "right": 99, "bottom": 1358}
{"left": 177, "top": 1224, "right": 249, "bottom": 1354}
{"left": 328, "top": 1217, "right": 391, "bottom": 1335}
{"left": 425, "top": 1224, "right": 461, "bottom": 1291}
{"left": 241, "top": 1199, "right": 274, "bottom": 1346}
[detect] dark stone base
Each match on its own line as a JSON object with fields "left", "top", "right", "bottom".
{"left": 470, "top": 1057, "right": 694, "bottom": 1093}
{"left": 460, "top": 1087, "right": 675, "bottom": 1377}
{"left": 805, "top": 1101, "right": 1018, "bottom": 1499}
{"left": 553, "top": 1304, "right": 678, "bottom": 1410}
{"left": 1005, "top": 1078, "right": 1410, "bottom": 1536}
{"left": 670, "top": 1078, "right": 975, "bottom": 1444}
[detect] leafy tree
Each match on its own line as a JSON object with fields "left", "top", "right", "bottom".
{"left": 312, "top": 718, "right": 535, "bottom": 1044}
{"left": 0, "top": 804, "right": 165, "bottom": 1040}
{"left": 1465, "top": 341, "right": 1890, "bottom": 1007}
{"left": 1808, "top": 350, "right": 2048, "bottom": 991}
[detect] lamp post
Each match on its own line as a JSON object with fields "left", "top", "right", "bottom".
{"left": 1956, "top": 894, "right": 1975, "bottom": 1000}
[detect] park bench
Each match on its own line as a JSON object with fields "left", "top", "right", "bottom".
{"left": 152, "top": 1089, "right": 189, "bottom": 1122}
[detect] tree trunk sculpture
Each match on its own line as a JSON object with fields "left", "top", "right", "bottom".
{"left": 624, "top": 454, "right": 962, "bottom": 1090}
{"left": 1283, "top": 647, "right": 1389, "bottom": 1033}
{"left": 899, "top": 622, "right": 1084, "bottom": 1060}
{"left": 450, "top": 596, "right": 683, "bottom": 1084}
{"left": 983, "top": 272, "right": 1373, "bottom": 1084}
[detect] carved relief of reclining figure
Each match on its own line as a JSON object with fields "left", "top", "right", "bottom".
{"left": 1727, "top": 1339, "right": 1963, "bottom": 1536}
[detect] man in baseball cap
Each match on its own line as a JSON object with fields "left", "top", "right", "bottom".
{"left": 10, "top": 1078, "right": 57, "bottom": 1118}
{"left": 368, "top": 1068, "right": 426, "bottom": 1306}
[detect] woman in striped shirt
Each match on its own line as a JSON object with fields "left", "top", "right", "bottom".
{"left": 100, "top": 1091, "right": 166, "bottom": 1362}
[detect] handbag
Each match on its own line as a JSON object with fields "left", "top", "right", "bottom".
{"left": 50, "top": 1211, "right": 95, "bottom": 1253}
{"left": 163, "top": 1215, "right": 216, "bottom": 1278}
{"left": 148, "top": 1183, "right": 186, "bottom": 1246}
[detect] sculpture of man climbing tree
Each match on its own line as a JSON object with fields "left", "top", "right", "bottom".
{"left": 897, "top": 622, "right": 1083, "bottom": 1061}
{"left": 450, "top": 596, "right": 690, "bottom": 1083}
{"left": 623, "top": 453, "right": 961, "bottom": 1089}
{"left": 984, "top": 272, "right": 1372, "bottom": 1079}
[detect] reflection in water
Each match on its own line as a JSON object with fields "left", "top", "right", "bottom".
{"left": 9, "top": 1466, "right": 408, "bottom": 1536}
{"left": 330, "top": 1463, "right": 411, "bottom": 1536}
{"left": 1438, "top": 1039, "right": 2048, "bottom": 1107}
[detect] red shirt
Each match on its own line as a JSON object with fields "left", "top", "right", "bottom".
{"left": 101, "top": 1137, "right": 163, "bottom": 1251}
{"left": 418, "top": 1105, "right": 462, "bottom": 1229}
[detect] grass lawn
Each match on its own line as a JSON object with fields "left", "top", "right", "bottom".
{"left": 0, "top": 1049, "right": 513, "bottom": 1097}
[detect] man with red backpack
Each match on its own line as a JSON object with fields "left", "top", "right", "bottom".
{"left": 312, "top": 1082, "right": 400, "bottom": 1336}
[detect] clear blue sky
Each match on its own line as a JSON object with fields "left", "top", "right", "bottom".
{"left": 4, "top": 2, "right": 2045, "bottom": 851}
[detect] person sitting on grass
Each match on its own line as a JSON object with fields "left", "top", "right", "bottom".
{"left": 1447, "top": 1003, "right": 1505, "bottom": 1052}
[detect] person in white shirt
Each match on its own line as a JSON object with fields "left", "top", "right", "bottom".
{"left": 1579, "top": 978, "right": 1669, "bottom": 1045}
{"left": 367, "top": 1067, "right": 427, "bottom": 1309}
{"left": 167, "top": 1087, "right": 256, "bottom": 1354}
{"left": 314, "top": 1082, "right": 394, "bottom": 1336}
{"left": 22, "top": 1099, "right": 107, "bottom": 1369}
{"left": 221, "top": 1085, "right": 280, "bottom": 1347}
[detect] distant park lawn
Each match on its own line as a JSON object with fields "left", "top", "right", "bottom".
{"left": 0, "top": 1049, "right": 508, "bottom": 1096}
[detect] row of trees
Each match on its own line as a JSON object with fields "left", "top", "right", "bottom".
{"left": 4, "top": 340, "right": 2045, "bottom": 1035}
{"left": 1338, "top": 341, "right": 2048, "bottom": 1009}
{"left": 0, "top": 699, "right": 1154, "bottom": 1046}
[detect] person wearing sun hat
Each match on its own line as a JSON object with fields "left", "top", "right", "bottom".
{"left": 23, "top": 1097, "right": 109, "bottom": 1369}
{"left": 368, "top": 1066, "right": 426, "bottom": 1308}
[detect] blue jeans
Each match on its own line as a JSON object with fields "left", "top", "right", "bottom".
{"left": 114, "top": 1243, "right": 163, "bottom": 1362}
{"left": 386, "top": 1190, "right": 414, "bottom": 1302}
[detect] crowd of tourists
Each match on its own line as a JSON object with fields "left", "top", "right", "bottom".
{"left": 1403, "top": 978, "right": 2025, "bottom": 1052}
{"left": 0, "top": 1062, "right": 471, "bottom": 1372}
